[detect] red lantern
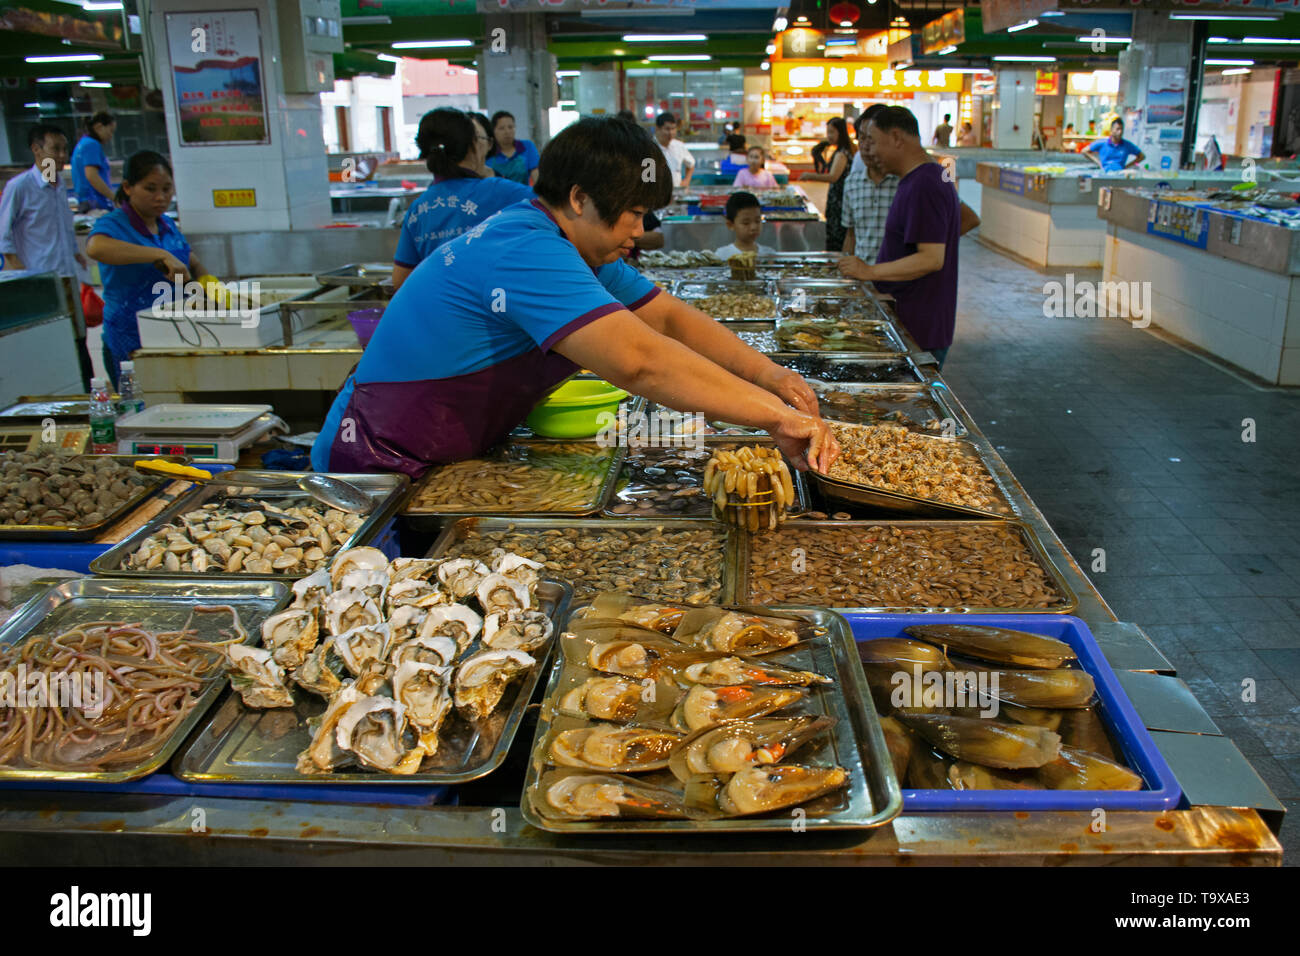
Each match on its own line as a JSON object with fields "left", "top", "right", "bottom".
{"left": 829, "top": 2, "right": 860, "bottom": 25}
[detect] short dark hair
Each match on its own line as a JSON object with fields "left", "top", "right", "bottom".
{"left": 869, "top": 106, "right": 920, "bottom": 139}
{"left": 87, "top": 111, "right": 115, "bottom": 133}
{"left": 725, "top": 190, "right": 760, "bottom": 222}
{"left": 655, "top": 112, "right": 676, "bottom": 128}
{"left": 116, "top": 149, "right": 171, "bottom": 205}
{"left": 417, "top": 108, "right": 477, "bottom": 179}
{"left": 855, "top": 103, "right": 888, "bottom": 133}
{"left": 727, "top": 133, "right": 747, "bottom": 152}
{"left": 615, "top": 109, "right": 637, "bottom": 123}
{"left": 468, "top": 111, "right": 492, "bottom": 142}
{"left": 534, "top": 116, "right": 672, "bottom": 225}
{"left": 28, "top": 123, "right": 68, "bottom": 149}
{"left": 943, "top": 114, "right": 951, "bottom": 122}
{"left": 1110, "top": 118, "right": 1124, "bottom": 130}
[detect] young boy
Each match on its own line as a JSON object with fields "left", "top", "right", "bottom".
{"left": 716, "top": 191, "right": 776, "bottom": 259}
{"left": 733, "top": 146, "right": 777, "bottom": 189}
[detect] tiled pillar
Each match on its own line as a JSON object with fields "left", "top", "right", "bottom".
{"left": 991, "top": 69, "right": 1036, "bottom": 149}
{"left": 1119, "top": 12, "right": 1196, "bottom": 171}
{"left": 480, "top": 13, "right": 557, "bottom": 149}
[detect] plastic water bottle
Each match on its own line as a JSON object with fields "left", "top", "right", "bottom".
{"left": 117, "top": 361, "right": 146, "bottom": 417}
{"left": 89, "top": 377, "right": 118, "bottom": 454}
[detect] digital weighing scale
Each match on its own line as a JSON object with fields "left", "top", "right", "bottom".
{"left": 0, "top": 397, "right": 95, "bottom": 453}
{"left": 115, "top": 404, "right": 286, "bottom": 463}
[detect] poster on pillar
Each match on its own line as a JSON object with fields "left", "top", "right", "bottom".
{"left": 165, "top": 10, "right": 269, "bottom": 146}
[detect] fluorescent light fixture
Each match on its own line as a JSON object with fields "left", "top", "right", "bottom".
{"left": 1040, "top": 10, "right": 1065, "bottom": 16}
{"left": 36, "top": 75, "right": 93, "bottom": 82}
{"left": 1075, "top": 36, "right": 1130, "bottom": 43}
{"left": 938, "top": 45, "right": 957, "bottom": 55}
{"left": 391, "top": 39, "right": 472, "bottom": 49}
{"left": 1206, "top": 58, "right": 1254, "bottom": 65}
{"left": 765, "top": 43, "right": 775, "bottom": 54}
{"left": 1169, "top": 12, "right": 1280, "bottom": 20}
{"left": 462, "top": 68, "right": 477, "bottom": 76}
{"left": 1007, "top": 19, "right": 1038, "bottom": 32}
{"left": 773, "top": 16, "right": 787, "bottom": 32}
{"left": 1207, "top": 36, "right": 1230, "bottom": 43}
{"left": 940, "top": 68, "right": 990, "bottom": 74}
{"left": 992, "top": 55, "right": 1055, "bottom": 62}
{"left": 24, "top": 102, "right": 41, "bottom": 108}
{"left": 622, "top": 34, "right": 706, "bottom": 42}
{"left": 1241, "top": 36, "right": 1300, "bottom": 44}
{"left": 80, "top": 81, "right": 112, "bottom": 87}
{"left": 558, "top": 100, "right": 576, "bottom": 106}
{"left": 81, "top": 1, "right": 123, "bottom": 9}
{"left": 647, "top": 54, "right": 711, "bottom": 61}
{"left": 376, "top": 53, "right": 402, "bottom": 63}
{"left": 1221, "top": 68, "right": 1251, "bottom": 76}
{"left": 556, "top": 70, "right": 581, "bottom": 77}
{"left": 26, "top": 53, "right": 103, "bottom": 62}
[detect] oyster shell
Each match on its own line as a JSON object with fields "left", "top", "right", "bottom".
{"left": 419, "top": 604, "right": 483, "bottom": 654}
{"left": 436, "top": 558, "right": 489, "bottom": 601}
{"left": 490, "top": 550, "right": 543, "bottom": 587}
{"left": 559, "top": 676, "right": 644, "bottom": 722}
{"left": 482, "top": 609, "right": 553, "bottom": 653}
{"left": 298, "top": 683, "right": 361, "bottom": 772}
{"left": 668, "top": 715, "right": 833, "bottom": 781}
{"left": 226, "top": 644, "right": 295, "bottom": 709}
{"left": 260, "top": 607, "right": 319, "bottom": 670}
{"left": 330, "top": 622, "right": 392, "bottom": 676}
{"left": 476, "top": 573, "right": 534, "bottom": 616}
{"left": 391, "top": 634, "right": 459, "bottom": 669}
{"left": 292, "top": 640, "right": 343, "bottom": 698}
{"left": 387, "top": 604, "right": 427, "bottom": 644}
{"left": 673, "top": 684, "right": 808, "bottom": 733}
{"left": 329, "top": 546, "right": 390, "bottom": 589}
{"left": 453, "top": 649, "right": 535, "bottom": 721}
{"left": 323, "top": 588, "right": 381, "bottom": 637}
{"left": 718, "top": 764, "right": 849, "bottom": 816}
{"left": 550, "top": 724, "right": 683, "bottom": 772}
{"left": 338, "top": 567, "right": 388, "bottom": 603}
{"left": 389, "top": 557, "right": 440, "bottom": 583}
{"left": 335, "top": 695, "right": 420, "bottom": 773}
{"left": 392, "top": 661, "right": 454, "bottom": 753}
{"left": 290, "top": 568, "right": 331, "bottom": 612}
{"left": 385, "top": 577, "right": 447, "bottom": 613}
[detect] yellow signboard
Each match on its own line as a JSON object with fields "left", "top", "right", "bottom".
{"left": 212, "top": 188, "right": 257, "bottom": 208}
{"left": 771, "top": 60, "right": 965, "bottom": 95}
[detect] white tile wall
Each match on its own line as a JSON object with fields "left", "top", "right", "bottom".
{"left": 982, "top": 190, "right": 1106, "bottom": 267}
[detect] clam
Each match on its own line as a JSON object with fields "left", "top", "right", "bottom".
{"left": 672, "top": 684, "right": 807, "bottom": 733}
{"left": 482, "top": 609, "right": 553, "bottom": 653}
{"left": 391, "top": 634, "right": 459, "bottom": 670}
{"left": 436, "top": 558, "right": 489, "bottom": 601}
{"left": 476, "top": 573, "right": 533, "bottom": 616}
{"left": 453, "top": 649, "right": 535, "bottom": 721}
{"left": 330, "top": 546, "right": 390, "bottom": 590}
{"left": 260, "top": 607, "right": 320, "bottom": 670}
{"left": 419, "top": 604, "right": 483, "bottom": 654}
{"left": 559, "top": 676, "right": 644, "bottom": 722}
{"left": 717, "top": 764, "right": 849, "bottom": 816}
{"left": 550, "top": 724, "right": 683, "bottom": 772}
{"left": 668, "top": 715, "right": 833, "bottom": 781}
{"left": 948, "top": 762, "right": 1043, "bottom": 791}
{"left": 225, "top": 644, "right": 295, "bottom": 709}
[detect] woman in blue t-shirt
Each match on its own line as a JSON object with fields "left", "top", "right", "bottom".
{"left": 86, "top": 151, "right": 218, "bottom": 385}
{"left": 485, "top": 111, "right": 540, "bottom": 185}
{"left": 71, "top": 111, "right": 116, "bottom": 211}
{"left": 391, "top": 109, "right": 534, "bottom": 290}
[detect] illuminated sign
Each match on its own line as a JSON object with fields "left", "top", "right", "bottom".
{"left": 772, "top": 59, "right": 965, "bottom": 94}
{"left": 1067, "top": 70, "right": 1120, "bottom": 96}
{"left": 1035, "top": 71, "right": 1060, "bottom": 96}
{"left": 921, "top": 8, "right": 965, "bottom": 56}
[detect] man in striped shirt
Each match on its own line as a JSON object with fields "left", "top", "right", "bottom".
{"left": 839, "top": 106, "right": 898, "bottom": 263}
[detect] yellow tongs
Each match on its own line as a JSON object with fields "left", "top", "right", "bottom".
{"left": 133, "top": 460, "right": 371, "bottom": 514}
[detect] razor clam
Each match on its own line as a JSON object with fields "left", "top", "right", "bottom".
{"left": 477, "top": 572, "right": 534, "bottom": 616}
{"left": 676, "top": 656, "right": 830, "bottom": 688}
{"left": 879, "top": 715, "right": 914, "bottom": 781}
{"left": 586, "top": 593, "right": 689, "bottom": 634}
{"left": 559, "top": 676, "right": 646, "bottom": 722}
{"left": 686, "top": 611, "right": 801, "bottom": 655}
{"left": 668, "top": 715, "right": 833, "bottom": 781}
{"left": 998, "top": 702, "right": 1064, "bottom": 732}
{"left": 292, "top": 640, "right": 343, "bottom": 698}
{"left": 904, "top": 624, "right": 1075, "bottom": 669}
{"left": 297, "top": 683, "right": 362, "bottom": 772}
{"left": 482, "top": 608, "right": 553, "bottom": 653}
{"left": 330, "top": 546, "right": 390, "bottom": 589}
{"left": 392, "top": 661, "right": 454, "bottom": 754}
{"left": 1058, "top": 708, "right": 1117, "bottom": 761}
{"left": 895, "top": 709, "right": 1061, "bottom": 769}
{"left": 585, "top": 636, "right": 711, "bottom": 681}
{"left": 323, "top": 588, "right": 381, "bottom": 637}
{"left": 948, "top": 762, "right": 1044, "bottom": 791}
{"left": 542, "top": 771, "right": 694, "bottom": 820}
{"left": 1037, "top": 746, "right": 1143, "bottom": 791}
{"left": 330, "top": 622, "right": 392, "bottom": 676}
{"left": 957, "top": 668, "right": 1096, "bottom": 709}
{"left": 550, "top": 723, "right": 683, "bottom": 772}
{"left": 436, "top": 557, "right": 489, "bottom": 600}
{"left": 453, "top": 648, "right": 535, "bottom": 721}
{"left": 260, "top": 607, "right": 319, "bottom": 670}
{"left": 225, "top": 644, "right": 295, "bottom": 709}
{"left": 672, "top": 684, "right": 808, "bottom": 733}
{"left": 420, "top": 604, "right": 483, "bottom": 654}
{"left": 335, "top": 695, "right": 421, "bottom": 774}
{"left": 391, "top": 634, "right": 459, "bottom": 669}
{"left": 858, "top": 637, "right": 950, "bottom": 669}
{"left": 907, "top": 746, "right": 954, "bottom": 789}
{"left": 717, "top": 764, "right": 849, "bottom": 816}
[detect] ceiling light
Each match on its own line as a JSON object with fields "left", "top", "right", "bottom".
{"left": 1208, "top": 36, "right": 1230, "bottom": 43}
{"left": 1008, "top": 19, "right": 1037, "bottom": 32}
{"left": 761, "top": 62, "right": 769, "bottom": 71}
{"left": 341, "top": 15, "right": 390, "bottom": 25}
{"left": 1221, "top": 68, "right": 1251, "bottom": 75}
{"left": 462, "top": 68, "right": 477, "bottom": 76}
{"left": 766, "top": 43, "right": 775, "bottom": 54}
{"left": 24, "top": 102, "right": 41, "bottom": 108}
{"left": 80, "top": 81, "right": 112, "bottom": 87}
{"left": 1075, "top": 36, "right": 1130, "bottom": 43}
{"left": 938, "top": 45, "right": 957, "bottom": 55}
{"left": 773, "top": 16, "right": 787, "bottom": 32}
{"left": 940, "top": 68, "right": 990, "bottom": 74}
{"left": 1206, "top": 58, "right": 1254, "bottom": 65}
{"left": 647, "top": 54, "right": 711, "bottom": 61}
{"left": 81, "top": 1, "right": 123, "bottom": 9}
{"left": 622, "top": 34, "right": 706, "bottom": 42}
{"left": 556, "top": 70, "right": 580, "bottom": 77}
{"left": 796, "top": 16, "right": 808, "bottom": 24}
{"left": 391, "top": 39, "right": 472, "bottom": 49}
{"left": 376, "top": 53, "right": 401, "bottom": 63}
{"left": 1169, "top": 12, "right": 1281, "bottom": 20}
{"left": 1240, "top": 36, "right": 1300, "bottom": 44}
{"left": 26, "top": 53, "right": 103, "bottom": 62}
{"left": 992, "top": 55, "right": 1056, "bottom": 62}
{"left": 36, "top": 75, "right": 93, "bottom": 82}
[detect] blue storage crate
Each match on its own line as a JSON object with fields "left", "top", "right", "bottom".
{"left": 844, "top": 612, "right": 1182, "bottom": 812}
{"left": 370, "top": 517, "right": 400, "bottom": 561}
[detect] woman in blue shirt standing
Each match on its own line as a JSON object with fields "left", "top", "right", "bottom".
{"left": 86, "top": 151, "right": 218, "bottom": 386}
{"left": 391, "top": 108, "right": 533, "bottom": 290}
{"left": 486, "top": 111, "right": 541, "bottom": 185}
{"left": 1086, "top": 118, "right": 1145, "bottom": 172}
{"left": 71, "top": 112, "right": 116, "bottom": 212}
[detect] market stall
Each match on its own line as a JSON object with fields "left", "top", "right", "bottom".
{"left": 0, "top": 255, "right": 1282, "bottom": 864}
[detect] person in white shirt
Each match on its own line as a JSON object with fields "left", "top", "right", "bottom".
{"left": 654, "top": 112, "right": 694, "bottom": 189}
{"left": 716, "top": 192, "right": 776, "bottom": 259}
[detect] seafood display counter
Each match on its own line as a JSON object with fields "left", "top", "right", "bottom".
{"left": 1097, "top": 185, "right": 1300, "bottom": 386}
{"left": 0, "top": 258, "right": 1283, "bottom": 865}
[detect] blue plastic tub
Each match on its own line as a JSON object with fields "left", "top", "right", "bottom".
{"left": 844, "top": 612, "right": 1182, "bottom": 812}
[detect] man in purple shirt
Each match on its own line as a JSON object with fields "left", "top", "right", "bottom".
{"left": 837, "top": 106, "right": 961, "bottom": 367}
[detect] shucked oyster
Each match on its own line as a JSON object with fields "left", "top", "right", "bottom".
{"left": 292, "top": 640, "right": 343, "bottom": 698}
{"left": 476, "top": 573, "right": 533, "bottom": 616}
{"left": 391, "top": 634, "right": 459, "bottom": 669}
{"left": 335, "top": 695, "right": 421, "bottom": 774}
{"left": 490, "top": 550, "right": 543, "bottom": 587}
{"left": 419, "top": 604, "right": 483, "bottom": 654}
{"left": 291, "top": 568, "right": 331, "bottom": 612}
{"left": 323, "top": 588, "right": 381, "bottom": 637}
{"left": 453, "top": 649, "right": 535, "bottom": 721}
{"left": 260, "top": 607, "right": 320, "bottom": 670}
{"left": 389, "top": 557, "right": 440, "bottom": 584}
{"left": 392, "top": 661, "right": 454, "bottom": 754}
{"left": 298, "top": 683, "right": 362, "bottom": 773}
{"left": 330, "top": 546, "right": 389, "bottom": 590}
{"left": 436, "top": 558, "right": 489, "bottom": 601}
{"left": 330, "top": 622, "right": 392, "bottom": 676}
{"left": 386, "top": 578, "right": 447, "bottom": 614}
{"left": 482, "top": 609, "right": 553, "bottom": 653}
{"left": 550, "top": 724, "right": 683, "bottom": 772}
{"left": 388, "top": 604, "right": 427, "bottom": 644}
{"left": 226, "top": 644, "right": 295, "bottom": 709}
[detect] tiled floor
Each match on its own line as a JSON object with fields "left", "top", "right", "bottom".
{"left": 943, "top": 238, "right": 1300, "bottom": 864}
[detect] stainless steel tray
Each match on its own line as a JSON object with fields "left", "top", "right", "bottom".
{"left": 603, "top": 438, "right": 812, "bottom": 520}
{"left": 175, "top": 581, "right": 572, "bottom": 785}
{"left": 90, "top": 472, "right": 410, "bottom": 580}
{"left": 811, "top": 382, "right": 968, "bottom": 436}
{"left": 811, "top": 430, "right": 1017, "bottom": 520}
{"left": 0, "top": 454, "right": 185, "bottom": 542}
{"left": 776, "top": 291, "right": 892, "bottom": 324}
{"left": 314, "top": 262, "right": 394, "bottom": 288}
{"left": 115, "top": 403, "right": 270, "bottom": 437}
{"left": 775, "top": 277, "right": 865, "bottom": 296}
{"left": 0, "top": 397, "right": 91, "bottom": 421}
{"left": 676, "top": 279, "right": 779, "bottom": 299}
{"left": 774, "top": 316, "right": 908, "bottom": 355}
{"left": 770, "top": 353, "right": 924, "bottom": 384}
{"left": 427, "top": 516, "right": 738, "bottom": 604}
{"left": 402, "top": 442, "right": 625, "bottom": 528}
{"left": 738, "top": 519, "right": 1078, "bottom": 614}
{"left": 730, "top": 321, "right": 779, "bottom": 352}
{"left": 0, "top": 577, "right": 290, "bottom": 782}
{"left": 521, "top": 604, "right": 903, "bottom": 833}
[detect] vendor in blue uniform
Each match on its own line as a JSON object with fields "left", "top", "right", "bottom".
{"left": 71, "top": 112, "right": 116, "bottom": 212}
{"left": 485, "top": 111, "right": 541, "bottom": 186}
{"left": 391, "top": 108, "right": 534, "bottom": 291}
{"left": 86, "top": 151, "right": 219, "bottom": 386}
{"left": 1085, "top": 118, "right": 1145, "bottom": 172}
{"left": 312, "top": 116, "right": 838, "bottom": 477}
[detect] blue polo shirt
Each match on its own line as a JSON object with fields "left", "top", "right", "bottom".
{"left": 394, "top": 175, "right": 534, "bottom": 268}
{"left": 89, "top": 205, "right": 191, "bottom": 362}
{"left": 1087, "top": 137, "right": 1141, "bottom": 172}
{"left": 71, "top": 135, "right": 112, "bottom": 210}
{"left": 312, "top": 199, "right": 660, "bottom": 476}
{"left": 485, "top": 139, "right": 540, "bottom": 184}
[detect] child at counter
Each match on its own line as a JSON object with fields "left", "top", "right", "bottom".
{"left": 733, "top": 147, "right": 778, "bottom": 190}
{"left": 715, "top": 191, "right": 776, "bottom": 259}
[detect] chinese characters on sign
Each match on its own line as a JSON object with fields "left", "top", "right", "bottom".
{"left": 166, "top": 10, "right": 269, "bottom": 146}
{"left": 773, "top": 61, "right": 964, "bottom": 95}
{"left": 212, "top": 188, "right": 256, "bottom": 207}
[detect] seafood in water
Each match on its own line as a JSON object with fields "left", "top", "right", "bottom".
{"left": 335, "top": 695, "right": 419, "bottom": 773}
{"left": 858, "top": 638, "right": 950, "bottom": 669}
{"left": 477, "top": 573, "right": 534, "bottom": 616}
{"left": 676, "top": 656, "right": 830, "bottom": 688}
{"left": 904, "top": 625, "right": 1075, "bottom": 670}
{"left": 542, "top": 771, "right": 693, "bottom": 820}
{"left": 969, "top": 668, "right": 1095, "bottom": 709}
{"left": 684, "top": 610, "right": 801, "bottom": 655}
{"left": 419, "top": 604, "right": 483, "bottom": 653}
{"left": 482, "top": 609, "right": 553, "bottom": 653}
{"left": 668, "top": 715, "right": 832, "bottom": 781}
{"left": 879, "top": 715, "right": 913, "bottom": 781}
{"left": 436, "top": 558, "right": 489, "bottom": 601}
{"left": 392, "top": 661, "right": 453, "bottom": 753}
{"left": 453, "top": 649, "right": 535, "bottom": 721}
{"left": 1059, "top": 708, "right": 1116, "bottom": 761}
{"left": 907, "top": 746, "right": 953, "bottom": 789}
{"left": 717, "top": 764, "right": 849, "bottom": 816}
{"left": 948, "top": 762, "right": 1043, "bottom": 791}
{"left": 998, "top": 702, "right": 1064, "bottom": 732}
{"left": 672, "top": 684, "right": 807, "bottom": 733}
{"left": 260, "top": 608, "right": 319, "bottom": 670}
{"left": 1037, "top": 746, "right": 1142, "bottom": 791}
{"left": 895, "top": 710, "right": 1061, "bottom": 769}
{"left": 390, "top": 634, "right": 458, "bottom": 670}
{"left": 550, "top": 724, "right": 683, "bottom": 772}
{"left": 324, "top": 588, "right": 381, "bottom": 637}
{"left": 559, "top": 676, "right": 645, "bottom": 722}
